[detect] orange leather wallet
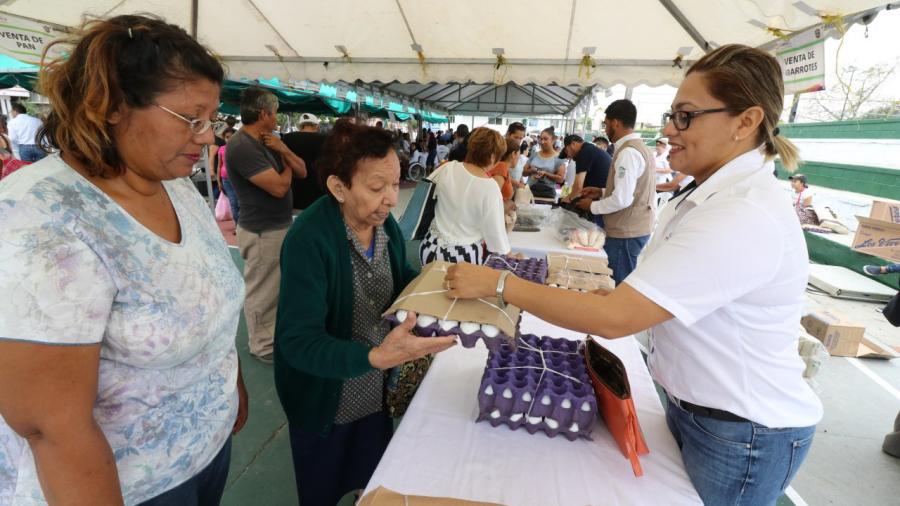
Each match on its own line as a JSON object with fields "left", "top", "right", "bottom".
{"left": 584, "top": 338, "right": 650, "bottom": 477}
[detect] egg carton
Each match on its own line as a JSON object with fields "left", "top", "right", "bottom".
{"left": 476, "top": 334, "right": 596, "bottom": 440}
{"left": 385, "top": 310, "right": 516, "bottom": 353}
{"left": 484, "top": 254, "right": 549, "bottom": 285}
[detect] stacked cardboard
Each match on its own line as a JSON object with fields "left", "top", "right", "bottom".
{"left": 852, "top": 199, "right": 900, "bottom": 263}
{"left": 545, "top": 253, "right": 615, "bottom": 292}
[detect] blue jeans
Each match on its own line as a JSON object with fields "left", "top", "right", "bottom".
{"left": 666, "top": 399, "right": 815, "bottom": 506}
{"left": 603, "top": 235, "right": 649, "bottom": 286}
{"left": 17, "top": 144, "right": 46, "bottom": 163}
{"left": 137, "top": 438, "right": 232, "bottom": 506}
{"left": 221, "top": 178, "right": 240, "bottom": 225}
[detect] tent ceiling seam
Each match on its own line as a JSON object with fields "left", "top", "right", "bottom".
{"left": 657, "top": 0, "right": 712, "bottom": 52}
{"left": 247, "top": 0, "right": 301, "bottom": 57}
{"left": 563, "top": 0, "right": 577, "bottom": 61}
{"left": 220, "top": 56, "right": 691, "bottom": 67}
{"left": 394, "top": 0, "right": 420, "bottom": 48}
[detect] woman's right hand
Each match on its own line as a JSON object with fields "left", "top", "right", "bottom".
{"left": 369, "top": 311, "right": 457, "bottom": 370}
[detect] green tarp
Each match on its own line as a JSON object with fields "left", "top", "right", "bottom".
{"left": 0, "top": 61, "right": 447, "bottom": 122}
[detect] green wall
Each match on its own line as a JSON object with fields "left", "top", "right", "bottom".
{"left": 805, "top": 232, "right": 898, "bottom": 289}
{"left": 779, "top": 118, "right": 900, "bottom": 139}
{"left": 776, "top": 160, "right": 900, "bottom": 201}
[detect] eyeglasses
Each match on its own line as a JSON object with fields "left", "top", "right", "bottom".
{"left": 663, "top": 108, "right": 733, "bottom": 131}
{"left": 155, "top": 104, "right": 213, "bottom": 135}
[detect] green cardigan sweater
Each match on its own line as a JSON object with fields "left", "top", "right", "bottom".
{"left": 274, "top": 196, "right": 419, "bottom": 434}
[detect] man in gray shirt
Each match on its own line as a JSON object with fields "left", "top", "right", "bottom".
{"left": 227, "top": 87, "right": 306, "bottom": 363}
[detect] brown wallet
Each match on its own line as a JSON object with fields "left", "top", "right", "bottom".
{"left": 584, "top": 338, "right": 650, "bottom": 477}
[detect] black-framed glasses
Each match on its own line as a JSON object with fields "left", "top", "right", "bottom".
{"left": 663, "top": 108, "right": 733, "bottom": 131}
{"left": 155, "top": 104, "right": 213, "bottom": 135}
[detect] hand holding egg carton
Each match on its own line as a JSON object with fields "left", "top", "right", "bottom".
{"left": 383, "top": 261, "right": 522, "bottom": 353}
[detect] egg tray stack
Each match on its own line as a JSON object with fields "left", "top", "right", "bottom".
{"left": 385, "top": 310, "right": 511, "bottom": 353}
{"left": 476, "top": 334, "right": 597, "bottom": 441}
{"left": 484, "top": 254, "right": 549, "bottom": 285}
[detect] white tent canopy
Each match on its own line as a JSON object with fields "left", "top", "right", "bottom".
{"left": 0, "top": 0, "right": 894, "bottom": 115}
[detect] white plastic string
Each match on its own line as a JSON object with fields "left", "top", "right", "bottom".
{"left": 489, "top": 337, "right": 585, "bottom": 419}
{"left": 391, "top": 288, "right": 517, "bottom": 329}
{"left": 486, "top": 253, "right": 521, "bottom": 272}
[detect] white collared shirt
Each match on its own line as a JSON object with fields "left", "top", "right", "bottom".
{"left": 590, "top": 132, "right": 646, "bottom": 216}
{"left": 7, "top": 113, "right": 43, "bottom": 149}
{"left": 626, "top": 148, "right": 823, "bottom": 428}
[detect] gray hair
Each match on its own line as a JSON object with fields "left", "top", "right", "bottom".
{"left": 239, "top": 87, "right": 278, "bottom": 125}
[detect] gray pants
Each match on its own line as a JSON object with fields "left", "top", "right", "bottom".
{"left": 237, "top": 224, "right": 290, "bottom": 358}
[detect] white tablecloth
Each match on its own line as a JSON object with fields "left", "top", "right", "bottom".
{"left": 364, "top": 313, "right": 701, "bottom": 505}
{"left": 509, "top": 227, "right": 608, "bottom": 260}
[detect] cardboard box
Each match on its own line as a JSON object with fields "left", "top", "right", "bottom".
{"left": 546, "top": 269, "right": 615, "bottom": 292}
{"left": 852, "top": 215, "right": 900, "bottom": 263}
{"left": 800, "top": 310, "right": 896, "bottom": 358}
{"left": 359, "top": 486, "right": 504, "bottom": 506}
{"left": 869, "top": 199, "right": 900, "bottom": 223}
{"left": 547, "top": 252, "right": 613, "bottom": 276}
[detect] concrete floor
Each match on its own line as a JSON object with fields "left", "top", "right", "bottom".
{"left": 219, "top": 187, "right": 900, "bottom": 506}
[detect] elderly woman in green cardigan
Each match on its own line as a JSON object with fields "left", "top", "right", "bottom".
{"left": 274, "top": 120, "right": 456, "bottom": 505}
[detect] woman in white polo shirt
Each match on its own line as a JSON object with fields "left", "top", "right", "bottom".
{"left": 443, "top": 44, "right": 822, "bottom": 505}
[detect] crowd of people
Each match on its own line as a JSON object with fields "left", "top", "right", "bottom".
{"left": 4, "top": 11, "right": 896, "bottom": 506}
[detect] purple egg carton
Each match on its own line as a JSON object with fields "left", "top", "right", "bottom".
{"left": 476, "top": 334, "right": 597, "bottom": 441}
{"left": 384, "top": 310, "right": 517, "bottom": 353}
{"left": 484, "top": 255, "right": 548, "bottom": 285}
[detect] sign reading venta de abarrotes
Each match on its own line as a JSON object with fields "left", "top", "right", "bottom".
{"left": 0, "top": 12, "right": 67, "bottom": 65}
{"left": 775, "top": 26, "right": 826, "bottom": 94}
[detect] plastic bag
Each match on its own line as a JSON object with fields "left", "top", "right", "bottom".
{"left": 215, "top": 193, "right": 232, "bottom": 221}
{"left": 552, "top": 209, "right": 605, "bottom": 250}
{"left": 515, "top": 203, "right": 552, "bottom": 228}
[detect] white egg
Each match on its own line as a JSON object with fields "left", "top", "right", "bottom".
{"left": 528, "top": 416, "right": 542, "bottom": 425}
{"left": 549, "top": 283, "right": 558, "bottom": 288}
{"left": 460, "top": 322, "right": 481, "bottom": 334}
{"left": 438, "top": 319, "right": 459, "bottom": 331}
{"left": 522, "top": 392, "right": 532, "bottom": 402}
{"left": 541, "top": 395, "right": 551, "bottom": 406}
{"left": 417, "top": 315, "right": 437, "bottom": 327}
{"left": 561, "top": 399, "right": 572, "bottom": 409}
{"left": 395, "top": 310, "right": 408, "bottom": 322}
{"left": 484, "top": 385, "right": 494, "bottom": 396}
{"left": 490, "top": 409, "right": 501, "bottom": 419}
{"left": 481, "top": 324, "right": 500, "bottom": 338}
{"left": 545, "top": 418, "right": 559, "bottom": 429}
{"left": 581, "top": 401, "right": 592, "bottom": 412}
{"left": 502, "top": 388, "right": 513, "bottom": 399}
{"left": 569, "top": 422, "right": 580, "bottom": 432}
{"left": 510, "top": 413, "right": 524, "bottom": 422}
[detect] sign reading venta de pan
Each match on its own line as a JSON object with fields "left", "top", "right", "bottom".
{"left": 775, "top": 26, "right": 826, "bottom": 94}
{"left": 0, "top": 12, "right": 67, "bottom": 65}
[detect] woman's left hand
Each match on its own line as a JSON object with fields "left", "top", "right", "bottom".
{"left": 232, "top": 368, "right": 249, "bottom": 435}
{"left": 445, "top": 263, "right": 500, "bottom": 300}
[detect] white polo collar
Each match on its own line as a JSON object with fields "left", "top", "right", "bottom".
{"left": 613, "top": 132, "right": 643, "bottom": 150}
{"left": 679, "top": 147, "right": 770, "bottom": 208}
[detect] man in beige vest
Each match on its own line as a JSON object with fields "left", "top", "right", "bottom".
{"left": 577, "top": 99, "right": 656, "bottom": 285}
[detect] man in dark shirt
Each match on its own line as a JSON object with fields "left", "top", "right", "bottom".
{"left": 560, "top": 134, "right": 612, "bottom": 199}
{"left": 227, "top": 87, "right": 307, "bottom": 363}
{"left": 282, "top": 113, "right": 326, "bottom": 210}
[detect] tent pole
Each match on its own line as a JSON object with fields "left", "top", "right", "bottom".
{"left": 788, "top": 93, "right": 802, "bottom": 123}
{"left": 190, "top": 0, "right": 199, "bottom": 38}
